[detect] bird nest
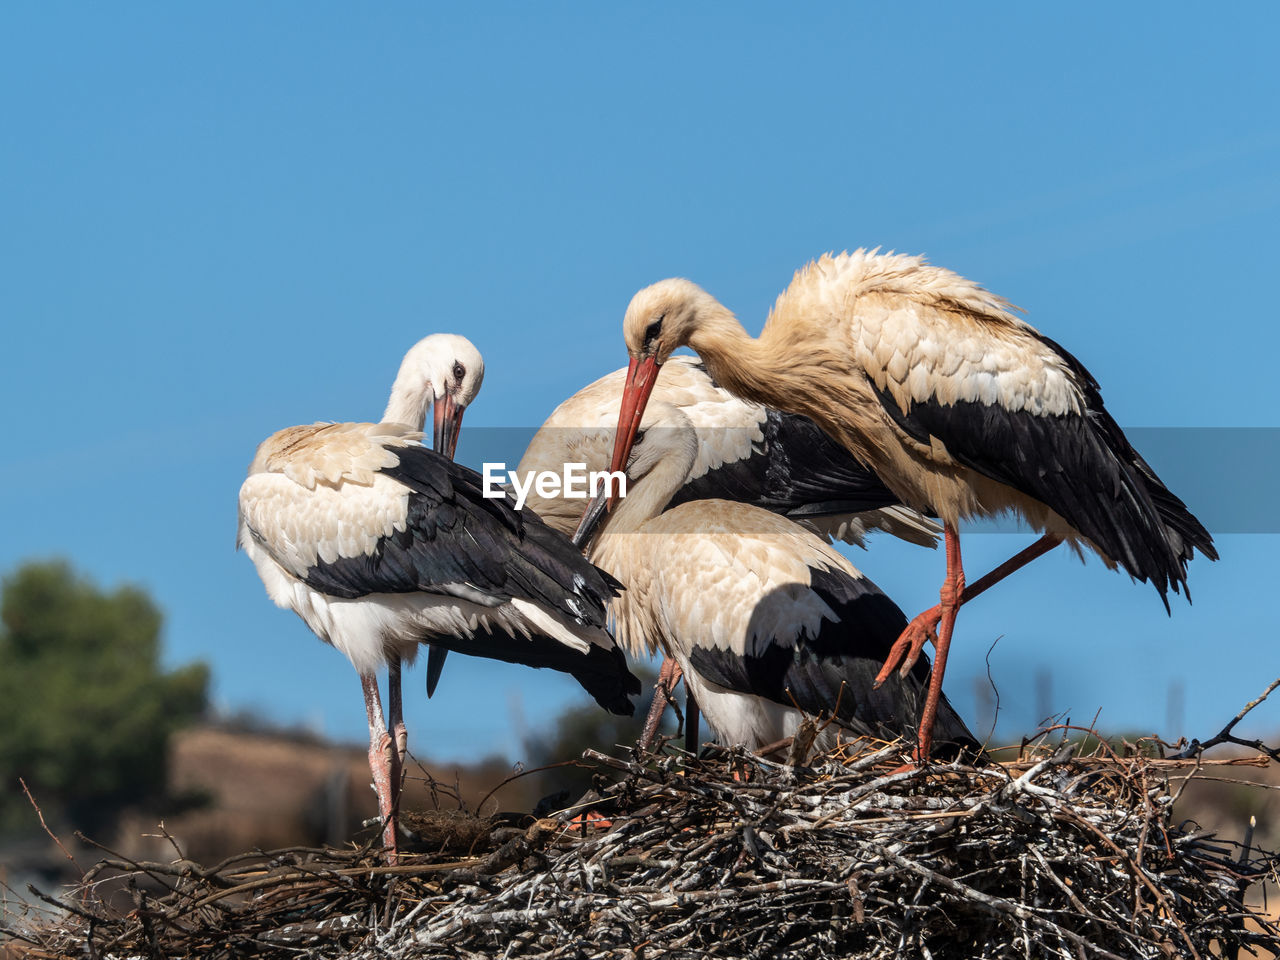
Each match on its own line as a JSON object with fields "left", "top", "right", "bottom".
{"left": 4, "top": 735, "right": 1278, "bottom": 960}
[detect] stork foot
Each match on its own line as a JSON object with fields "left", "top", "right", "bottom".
{"left": 884, "top": 739, "right": 941, "bottom": 775}
{"left": 637, "top": 658, "right": 684, "bottom": 754}
{"left": 567, "top": 810, "right": 614, "bottom": 832}
{"left": 874, "top": 561, "right": 967, "bottom": 689}
{"left": 874, "top": 606, "right": 941, "bottom": 687}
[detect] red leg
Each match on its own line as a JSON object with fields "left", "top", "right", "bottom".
{"left": 387, "top": 656, "right": 408, "bottom": 763}
{"left": 387, "top": 656, "right": 407, "bottom": 822}
{"left": 875, "top": 532, "right": 1065, "bottom": 686}
{"left": 637, "top": 657, "right": 683, "bottom": 753}
{"left": 915, "top": 525, "right": 966, "bottom": 759}
{"left": 360, "top": 673, "right": 398, "bottom": 864}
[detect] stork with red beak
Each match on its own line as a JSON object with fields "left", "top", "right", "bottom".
{"left": 608, "top": 251, "right": 1216, "bottom": 759}
{"left": 238, "top": 335, "right": 638, "bottom": 861}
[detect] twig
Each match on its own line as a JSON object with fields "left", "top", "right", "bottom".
{"left": 19, "top": 777, "right": 82, "bottom": 876}
{"left": 1173, "top": 677, "right": 1280, "bottom": 760}
{"left": 871, "top": 843, "right": 1129, "bottom": 960}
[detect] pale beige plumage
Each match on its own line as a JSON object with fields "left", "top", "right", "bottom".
{"left": 599, "top": 500, "right": 866, "bottom": 663}
{"left": 249, "top": 422, "right": 410, "bottom": 488}
{"left": 600, "top": 505, "right": 874, "bottom": 751}
{"left": 241, "top": 424, "right": 417, "bottom": 570}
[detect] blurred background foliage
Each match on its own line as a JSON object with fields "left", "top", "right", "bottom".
{"left": 0, "top": 560, "right": 209, "bottom": 837}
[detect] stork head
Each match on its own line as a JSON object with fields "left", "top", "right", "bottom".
{"left": 612, "top": 278, "right": 719, "bottom": 479}
{"left": 621, "top": 278, "right": 717, "bottom": 366}
{"left": 385, "top": 333, "right": 485, "bottom": 459}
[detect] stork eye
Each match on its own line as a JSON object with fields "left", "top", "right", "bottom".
{"left": 452, "top": 362, "right": 465, "bottom": 382}
{"left": 643, "top": 317, "right": 664, "bottom": 346}
{"left": 633, "top": 429, "right": 646, "bottom": 446}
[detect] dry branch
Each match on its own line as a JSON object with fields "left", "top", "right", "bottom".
{"left": 1172, "top": 677, "right": 1280, "bottom": 761}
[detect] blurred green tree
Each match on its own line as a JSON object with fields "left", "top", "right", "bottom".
{"left": 0, "top": 560, "right": 210, "bottom": 835}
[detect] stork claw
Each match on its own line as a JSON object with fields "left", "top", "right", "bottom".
{"left": 940, "top": 569, "right": 965, "bottom": 612}
{"left": 887, "top": 740, "right": 934, "bottom": 773}
{"left": 392, "top": 722, "right": 408, "bottom": 766}
{"left": 380, "top": 730, "right": 396, "bottom": 767}
{"left": 874, "top": 605, "right": 941, "bottom": 688}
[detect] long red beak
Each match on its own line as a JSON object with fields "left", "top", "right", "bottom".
{"left": 432, "top": 393, "right": 464, "bottom": 460}
{"left": 608, "top": 355, "right": 662, "bottom": 500}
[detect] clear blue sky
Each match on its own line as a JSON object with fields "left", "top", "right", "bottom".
{"left": 2, "top": 5, "right": 1277, "bottom": 764}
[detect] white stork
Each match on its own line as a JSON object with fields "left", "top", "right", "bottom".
{"left": 517, "top": 355, "right": 940, "bottom": 548}
{"left": 237, "top": 338, "right": 639, "bottom": 862}
{"left": 608, "top": 251, "right": 1216, "bottom": 758}
{"left": 574, "top": 403, "right": 978, "bottom": 757}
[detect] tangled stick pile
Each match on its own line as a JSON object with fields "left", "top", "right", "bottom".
{"left": 4, "top": 734, "right": 1278, "bottom": 960}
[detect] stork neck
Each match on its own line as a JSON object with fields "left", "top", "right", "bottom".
{"left": 382, "top": 370, "right": 433, "bottom": 429}
{"left": 600, "top": 444, "right": 694, "bottom": 538}
{"left": 686, "top": 306, "right": 792, "bottom": 410}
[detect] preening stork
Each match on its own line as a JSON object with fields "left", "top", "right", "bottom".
{"left": 517, "top": 356, "right": 939, "bottom": 548}
{"left": 238, "top": 338, "right": 639, "bottom": 862}
{"left": 609, "top": 250, "right": 1216, "bottom": 758}
{"left": 574, "top": 403, "right": 978, "bottom": 755}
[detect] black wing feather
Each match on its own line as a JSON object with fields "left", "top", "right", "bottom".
{"left": 869, "top": 334, "right": 1214, "bottom": 601}
{"left": 670, "top": 361, "right": 924, "bottom": 522}
{"left": 302, "top": 445, "right": 620, "bottom": 628}
{"left": 408, "top": 620, "right": 638, "bottom": 716}
{"left": 669, "top": 408, "right": 911, "bottom": 520}
{"left": 425, "top": 645, "right": 448, "bottom": 698}
{"left": 687, "top": 565, "right": 977, "bottom": 752}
